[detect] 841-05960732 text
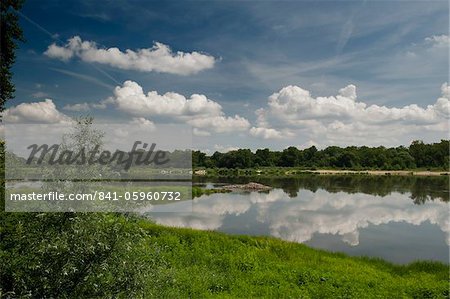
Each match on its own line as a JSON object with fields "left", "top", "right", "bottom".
{"left": 9, "top": 191, "right": 183, "bottom": 201}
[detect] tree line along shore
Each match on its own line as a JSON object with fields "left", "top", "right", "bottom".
{"left": 193, "top": 140, "right": 449, "bottom": 171}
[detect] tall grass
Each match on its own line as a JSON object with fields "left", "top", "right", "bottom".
{"left": 137, "top": 221, "right": 449, "bottom": 298}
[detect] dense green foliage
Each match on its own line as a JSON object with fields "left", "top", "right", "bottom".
{"left": 1, "top": 0, "right": 24, "bottom": 113}
{"left": 1, "top": 213, "right": 150, "bottom": 298}
{"left": 2, "top": 217, "right": 448, "bottom": 298}
{"left": 193, "top": 140, "right": 450, "bottom": 170}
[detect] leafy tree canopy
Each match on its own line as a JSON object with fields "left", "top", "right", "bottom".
{"left": 1, "top": 0, "right": 25, "bottom": 114}
{"left": 193, "top": 140, "right": 450, "bottom": 170}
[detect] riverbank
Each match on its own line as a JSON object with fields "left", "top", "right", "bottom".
{"left": 138, "top": 222, "right": 448, "bottom": 298}
{"left": 194, "top": 168, "right": 449, "bottom": 177}
{"left": 3, "top": 213, "right": 448, "bottom": 298}
{"left": 304, "top": 169, "right": 449, "bottom": 176}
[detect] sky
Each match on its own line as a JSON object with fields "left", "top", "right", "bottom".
{"left": 4, "top": 0, "right": 449, "bottom": 152}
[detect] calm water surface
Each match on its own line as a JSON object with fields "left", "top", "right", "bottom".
{"left": 148, "top": 176, "right": 449, "bottom": 264}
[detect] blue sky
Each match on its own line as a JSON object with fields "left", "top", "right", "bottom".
{"left": 6, "top": 0, "right": 449, "bottom": 151}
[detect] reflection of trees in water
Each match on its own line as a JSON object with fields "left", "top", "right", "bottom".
{"left": 194, "top": 175, "right": 449, "bottom": 203}
{"left": 408, "top": 177, "right": 449, "bottom": 205}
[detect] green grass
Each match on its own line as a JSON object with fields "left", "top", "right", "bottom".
{"left": 192, "top": 186, "right": 231, "bottom": 198}
{"left": 136, "top": 221, "right": 449, "bottom": 298}
{"left": 2, "top": 213, "right": 448, "bottom": 298}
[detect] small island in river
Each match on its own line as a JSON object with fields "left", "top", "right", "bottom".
{"left": 222, "top": 182, "right": 272, "bottom": 191}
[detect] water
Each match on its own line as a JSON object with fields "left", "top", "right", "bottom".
{"left": 148, "top": 175, "right": 449, "bottom": 264}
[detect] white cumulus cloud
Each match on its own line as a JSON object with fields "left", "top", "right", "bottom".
{"left": 424, "top": 34, "right": 449, "bottom": 48}
{"left": 45, "top": 43, "right": 74, "bottom": 61}
{"left": 249, "top": 127, "right": 284, "bottom": 139}
{"left": 256, "top": 83, "right": 450, "bottom": 146}
{"left": 268, "top": 83, "right": 449, "bottom": 124}
{"left": 111, "top": 81, "right": 222, "bottom": 117}
{"left": 108, "top": 80, "right": 250, "bottom": 134}
{"left": 44, "top": 36, "right": 216, "bottom": 75}
{"left": 187, "top": 115, "right": 250, "bottom": 133}
{"left": 129, "top": 117, "right": 156, "bottom": 131}
{"left": 249, "top": 107, "right": 292, "bottom": 139}
{"left": 3, "top": 99, "right": 71, "bottom": 124}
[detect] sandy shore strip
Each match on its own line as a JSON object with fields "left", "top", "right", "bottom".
{"left": 305, "top": 170, "right": 449, "bottom": 176}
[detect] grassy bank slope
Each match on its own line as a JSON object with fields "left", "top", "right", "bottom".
{"left": 138, "top": 222, "right": 449, "bottom": 298}
{"left": 2, "top": 214, "right": 448, "bottom": 298}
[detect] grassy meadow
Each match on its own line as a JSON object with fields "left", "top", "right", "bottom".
{"left": 3, "top": 211, "right": 448, "bottom": 298}
{"left": 138, "top": 222, "right": 450, "bottom": 298}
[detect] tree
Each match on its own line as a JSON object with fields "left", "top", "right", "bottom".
{"left": 40, "top": 117, "right": 110, "bottom": 209}
{"left": 280, "top": 146, "right": 300, "bottom": 167}
{"left": 192, "top": 150, "right": 207, "bottom": 168}
{"left": 1, "top": 0, "right": 25, "bottom": 114}
{"left": 255, "top": 148, "right": 273, "bottom": 167}
{"left": 302, "top": 145, "right": 318, "bottom": 166}
{"left": 409, "top": 140, "right": 427, "bottom": 167}
{"left": 1, "top": 118, "right": 152, "bottom": 297}
{"left": 192, "top": 141, "right": 449, "bottom": 170}
{"left": 1, "top": 212, "right": 151, "bottom": 297}
{"left": 335, "top": 152, "right": 358, "bottom": 168}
